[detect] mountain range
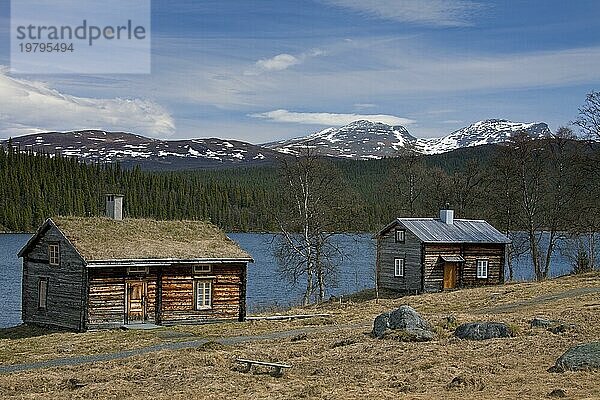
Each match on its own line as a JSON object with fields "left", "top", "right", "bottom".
{"left": 0, "top": 119, "right": 552, "bottom": 169}
{"left": 265, "top": 119, "right": 551, "bottom": 159}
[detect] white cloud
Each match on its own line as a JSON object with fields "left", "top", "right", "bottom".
{"left": 248, "top": 48, "right": 326, "bottom": 75}
{"left": 322, "top": 0, "right": 483, "bottom": 27}
{"left": 354, "top": 103, "right": 377, "bottom": 109}
{"left": 249, "top": 109, "right": 416, "bottom": 126}
{"left": 256, "top": 54, "right": 300, "bottom": 71}
{"left": 0, "top": 68, "right": 175, "bottom": 138}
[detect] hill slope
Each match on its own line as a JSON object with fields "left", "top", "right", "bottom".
{"left": 1, "top": 272, "right": 598, "bottom": 399}
{"left": 0, "top": 130, "right": 284, "bottom": 170}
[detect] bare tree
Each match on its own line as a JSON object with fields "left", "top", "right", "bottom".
{"left": 386, "top": 143, "right": 430, "bottom": 216}
{"left": 495, "top": 128, "right": 582, "bottom": 281}
{"left": 488, "top": 144, "right": 527, "bottom": 281}
{"left": 274, "top": 145, "right": 350, "bottom": 305}
{"left": 451, "top": 158, "right": 486, "bottom": 217}
{"left": 573, "top": 90, "right": 600, "bottom": 138}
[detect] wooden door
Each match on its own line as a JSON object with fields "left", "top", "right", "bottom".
{"left": 443, "top": 263, "right": 457, "bottom": 289}
{"left": 127, "top": 281, "right": 146, "bottom": 323}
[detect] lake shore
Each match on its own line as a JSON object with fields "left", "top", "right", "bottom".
{"left": 1, "top": 272, "right": 599, "bottom": 399}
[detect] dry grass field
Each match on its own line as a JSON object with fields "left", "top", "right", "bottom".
{"left": 1, "top": 272, "right": 599, "bottom": 399}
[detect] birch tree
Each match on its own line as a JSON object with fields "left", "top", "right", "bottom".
{"left": 274, "top": 145, "right": 350, "bottom": 305}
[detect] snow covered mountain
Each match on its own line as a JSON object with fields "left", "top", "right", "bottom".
{"left": 1, "top": 130, "right": 283, "bottom": 170}
{"left": 265, "top": 119, "right": 551, "bottom": 159}
{"left": 264, "top": 120, "right": 417, "bottom": 159}
{"left": 416, "top": 119, "right": 551, "bottom": 155}
{"left": 1, "top": 119, "right": 553, "bottom": 169}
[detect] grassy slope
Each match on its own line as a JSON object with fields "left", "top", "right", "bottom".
{"left": 1, "top": 273, "right": 599, "bottom": 399}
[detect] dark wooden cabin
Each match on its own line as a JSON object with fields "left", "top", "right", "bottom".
{"left": 18, "top": 199, "right": 253, "bottom": 331}
{"left": 376, "top": 209, "right": 510, "bottom": 294}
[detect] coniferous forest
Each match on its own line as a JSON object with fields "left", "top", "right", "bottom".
{"left": 1, "top": 137, "right": 599, "bottom": 239}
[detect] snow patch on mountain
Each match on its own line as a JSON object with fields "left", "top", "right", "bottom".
{"left": 266, "top": 119, "right": 551, "bottom": 159}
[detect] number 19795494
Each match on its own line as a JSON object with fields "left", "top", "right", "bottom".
{"left": 19, "top": 43, "right": 74, "bottom": 52}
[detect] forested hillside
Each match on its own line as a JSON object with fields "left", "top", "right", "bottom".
{"left": 1, "top": 138, "right": 598, "bottom": 238}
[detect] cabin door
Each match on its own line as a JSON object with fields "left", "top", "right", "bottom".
{"left": 443, "top": 263, "right": 458, "bottom": 289}
{"left": 127, "top": 281, "right": 147, "bottom": 323}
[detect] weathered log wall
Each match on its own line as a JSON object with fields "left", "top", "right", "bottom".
{"left": 160, "top": 264, "right": 245, "bottom": 325}
{"left": 86, "top": 263, "right": 247, "bottom": 328}
{"left": 87, "top": 267, "right": 158, "bottom": 329}
{"left": 423, "top": 243, "right": 504, "bottom": 292}
{"left": 376, "top": 223, "right": 423, "bottom": 294}
{"left": 21, "top": 225, "right": 86, "bottom": 331}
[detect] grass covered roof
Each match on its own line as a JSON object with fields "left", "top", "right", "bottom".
{"left": 51, "top": 217, "right": 252, "bottom": 261}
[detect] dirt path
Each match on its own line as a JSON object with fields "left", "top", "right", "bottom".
{"left": 0, "top": 323, "right": 369, "bottom": 375}
{"left": 476, "top": 286, "right": 600, "bottom": 314}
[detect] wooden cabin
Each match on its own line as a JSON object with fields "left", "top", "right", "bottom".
{"left": 18, "top": 196, "right": 253, "bottom": 331}
{"left": 376, "top": 209, "right": 510, "bottom": 294}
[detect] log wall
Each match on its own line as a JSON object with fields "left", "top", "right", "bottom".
{"left": 21, "top": 225, "right": 86, "bottom": 331}
{"left": 87, "top": 267, "right": 158, "bottom": 329}
{"left": 160, "top": 264, "right": 246, "bottom": 325}
{"left": 423, "top": 243, "right": 505, "bottom": 292}
{"left": 86, "top": 263, "right": 247, "bottom": 328}
{"left": 376, "top": 223, "right": 423, "bottom": 294}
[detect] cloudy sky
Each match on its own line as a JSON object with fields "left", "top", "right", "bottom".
{"left": 1, "top": 0, "right": 599, "bottom": 142}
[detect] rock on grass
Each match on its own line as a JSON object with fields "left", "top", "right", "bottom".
{"left": 549, "top": 342, "right": 600, "bottom": 372}
{"left": 372, "top": 305, "right": 434, "bottom": 341}
{"left": 454, "top": 322, "right": 513, "bottom": 340}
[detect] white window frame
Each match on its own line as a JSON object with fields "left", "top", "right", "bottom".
{"left": 48, "top": 244, "right": 60, "bottom": 266}
{"left": 394, "top": 229, "right": 405, "bottom": 243}
{"left": 394, "top": 258, "right": 405, "bottom": 277}
{"left": 127, "top": 266, "right": 149, "bottom": 274}
{"left": 194, "top": 279, "right": 212, "bottom": 310}
{"left": 38, "top": 278, "right": 48, "bottom": 309}
{"left": 193, "top": 264, "right": 212, "bottom": 274}
{"left": 476, "top": 259, "right": 489, "bottom": 278}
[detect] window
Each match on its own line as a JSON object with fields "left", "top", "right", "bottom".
{"left": 477, "top": 259, "right": 489, "bottom": 278}
{"left": 195, "top": 280, "right": 212, "bottom": 310}
{"left": 394, "top": 258, "right": 405, "bottom": 277}
{"left": 395, "top": 229, "right": 405, "bottom": 243}
{"left": 127, "top": 266, "right": 149, "bottom": 274}
{"left": 193, "top": 265, "right": 212, "bottom": 274}
{"left": 48, "top": 244, "right": 60, "bottom": 266}
{"left": 38, "top": 278, "right": 48, "bottom": 309}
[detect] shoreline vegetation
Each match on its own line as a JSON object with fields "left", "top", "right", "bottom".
{"left": 0, "top": 272, "right": 598, "bottom": 399}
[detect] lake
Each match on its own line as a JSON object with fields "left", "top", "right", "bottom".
{"left": 0, "top": 232, "right": 575, "bottom": 328}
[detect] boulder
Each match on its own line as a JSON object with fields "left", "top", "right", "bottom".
{"left": 454, "top": 322, "right": 513, "bottom": 340}
{"left": 372, "top": 305, "right": 434, "bottom": 341}
{"left": 388, "top": 305, "right": 432, "bottom": 331}
{"left": 550, "top": 342, "right": 600, "bottom": 372}
{"left": 372, "top": 312, "right": 390, "bottom": 338}
{"left": 530, "top": 317, "right": 556, "bottom": 328}
{"left": 547, "top": 323, "right": 576, "bottom": 335}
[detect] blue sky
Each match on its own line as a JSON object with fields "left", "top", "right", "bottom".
{"left": 1, "top": 0, "right": 599, "bottom": 142}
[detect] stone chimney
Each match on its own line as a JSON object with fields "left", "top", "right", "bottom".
{"left": 105, "top": 194, "right": 124, "bottom": 220}
{"left": 440, "top": 207, "right": 454, "bottom": 225}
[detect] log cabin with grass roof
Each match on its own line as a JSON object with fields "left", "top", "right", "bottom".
{"left": 376, "top": 208, "right": 511, "bottom": 294}
{"left": 18, "top": 195, "right": 253, "bottom": 331}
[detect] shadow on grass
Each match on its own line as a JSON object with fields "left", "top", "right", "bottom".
{"left": 0, "top": 324, "right": 65, "bottom": 339}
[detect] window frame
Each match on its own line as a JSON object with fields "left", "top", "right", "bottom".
{"left": 193, "top": 264, "right": 212, "bottom": 274}
{"left": 127, "top": 266, "right": 149, "bottom": 274}
{"left": 394, "top": 258, "right": 405, "bottom": 277}
{"left": 194, "top": 279, "right": 213, "bottom": 310}
{"left": 48, "top": 243, "right": 60, "bottom": 266}
{"left": 38, "top": 278, "right": 48, "bottom": 310}
{"left": 394, "top": 229, "right": 405, "bottom": 243}
{"left": 476, "top": 259, "right": 489, "bottom": 279}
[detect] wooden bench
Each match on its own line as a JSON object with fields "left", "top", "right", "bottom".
{"left": 235, "top": 358, "right": 292, "bottom": 376}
